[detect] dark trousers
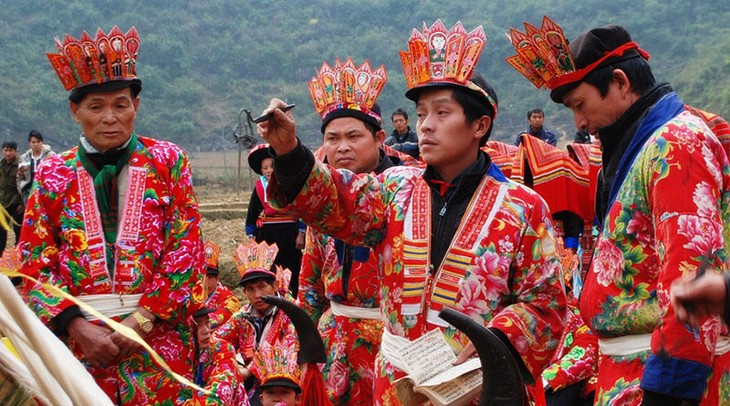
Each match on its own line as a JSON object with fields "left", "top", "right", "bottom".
{"left": 0, "top": 203, "right": 23, "bottom": 255}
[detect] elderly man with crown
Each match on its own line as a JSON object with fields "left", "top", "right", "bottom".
{"left": 298, "top": 58, "right": 421, "bottom": 405}
{"left": 213, "top": 237, "right": 298, "bottom": 406}
{"left": 506, "top": 17, "right": 730, "bottom": 405}
{"left": 203, "top": 241, "right": 240, "bottom": 330}
{"left": 18, "top": 26, "right": 205, "bottom": 404}
{"left": 257, "top": 19, "right": 566, "bottom": 404}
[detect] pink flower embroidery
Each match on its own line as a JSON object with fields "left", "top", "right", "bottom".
{"left": 626, "top": 211, "right": 652, "bottom": 246}
{"left": 326, "top": 360, "right": 350, "bottom": 396}
{"left": 677, "top": 215, "right": 723, "bottom": 255}
{"left": 593, "top": 238, "right": 625, "bottom": 287}
{"left": 693, "top": 181, "right": 717, "bottom": 219}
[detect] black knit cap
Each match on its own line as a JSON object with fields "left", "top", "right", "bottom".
{"left": 550, "top": 25, "right": 645, "bottom": 103}
{"left": 321, "top": 103, "right": 382, "bottom": 133}
{"left": 69, "top": 78, "right": 142, "bottom": 103}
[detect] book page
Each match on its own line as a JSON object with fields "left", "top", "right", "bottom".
{"left": 420, "top": 357, "right": 481, "bottom": 386}
{"left": 417, "top": 368, "right": 483, "bottom": 406}
{"left": 398, "top": 329, "right": 457, "bottom": 383}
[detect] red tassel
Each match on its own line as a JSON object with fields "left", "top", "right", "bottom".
{"left": 299, "top": 363, "right": 332, "bottom": 406}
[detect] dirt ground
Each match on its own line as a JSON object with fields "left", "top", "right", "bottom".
{"left": 195, "top": 183, "right": 250, "bottom": 297}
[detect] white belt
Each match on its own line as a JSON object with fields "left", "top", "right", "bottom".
{"left": 600, "top": 334, "right": 730, "bottom": 357}
{"left": 78, "top": 293, "right": 143, "bottom": 321}
{"left": 715, "top": 336, "right": 730, "bottom": 356}
{"left": 599, "top": 334, "right": 652, "bottom": 356}
{"left": 329, "top": 301, "right": 381, "bottom": 320}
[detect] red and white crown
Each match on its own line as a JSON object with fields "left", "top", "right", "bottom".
{"left": 399, "top": 20, "right": 485, "bottom": 87}
{"left": 47, "top": 26, "right": 140, "bottom": 91}
{"left": 251, "top": 335, "right": 300, "bottom": 389}
{"left": 233, "top": 236, "right": 279, "bottom": 279}
{"left": 505, "top": 17, "right": 576, "bottom": 90}
{"left": 307, "top": 58, "right": 387, "bottom": 123}
{"left": 400, "top": 20, "right": 497, "bottom": 114}
{"left": 204, "top": 241, "right": 221, "bottom": 270}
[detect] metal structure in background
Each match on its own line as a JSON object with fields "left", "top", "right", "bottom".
{"left": 232, "top": 108, "right": 259, "bottom": 195}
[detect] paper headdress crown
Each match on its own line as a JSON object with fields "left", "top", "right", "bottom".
{"left": 203, "top": 241, "right": 221, "bottom": 271}
{"left": 233, "top": 236, "right": 278, "bottom": 280}
{"left": 47, "top": 26, "right": 140, "bottom": 91}
{"left": 308, "top": 58, "right": 387, "bottom": 125}
{"left": 399, "top": 20, "right": 496, "bottom": 112}
{"left": 252, "top": 335, "right": 301, "bottom": 392}
{"left": 505, "top": 17, "right": 576, "bottom": 90}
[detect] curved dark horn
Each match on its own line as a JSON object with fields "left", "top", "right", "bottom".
{"left": 262, "top": 295, "right": 326, "bottom": 364}
{"left": 439, "top": 308, "right": 525, "bottom": 406}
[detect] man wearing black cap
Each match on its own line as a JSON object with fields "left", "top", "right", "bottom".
{"left": 20, "top": 26, "right": 205, "bottom": 404}
{"left": 517, "top": 21, "right": 730, "bottom": 405}
{"left": 258, "top": 20, "right": 566, "bottom": 404}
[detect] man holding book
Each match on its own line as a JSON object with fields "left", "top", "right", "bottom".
{"left": 257, "top": 19, "right": 566, "bottom": 404}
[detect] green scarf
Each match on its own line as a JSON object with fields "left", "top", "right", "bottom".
{"left": 77, "top": 133, "right": 139, "bottom": 275}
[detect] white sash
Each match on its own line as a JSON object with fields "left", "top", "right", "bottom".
{"left": 329, "top": 301, "right": 381, "bottom": 320}
{"left": 600, "top": 333, "right": 730, "bottom": 357}
{"left": 78, "top": 293, "right": 142, "bottom": 321}
{"left": 598, "top": 334, "right": 652, "bottom": 356}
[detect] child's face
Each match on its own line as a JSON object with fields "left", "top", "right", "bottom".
{"left": 261, "top": 158, "right": 274, "bottom": 180}
{"left": 260, "top": 386, "right": 300, "bottom": 406}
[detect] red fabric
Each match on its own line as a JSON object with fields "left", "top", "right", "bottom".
{"left": 300, "top": 364, "right": 333, "bottom": 406}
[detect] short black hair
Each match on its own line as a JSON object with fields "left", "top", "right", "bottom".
{"left": 583, "top": 57, "right": 656, "bottom": 98}
{"left": 28, "top": 130, "right": 43, "bottom": 143}
{"left": 450, "top": 72, "right": 498, "bottom": 146}
{"left": 2, "top": 141, "right": 17, "bottom": 150}
{"left": 527, "top": 109, "right": 544, "bottom": 120}
{"left": 391, "top": 108, "right": 408, "bottom": 121}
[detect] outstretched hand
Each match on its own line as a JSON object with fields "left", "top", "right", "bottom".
{"left": 256, "top": 98, "right": 298, "bottom": 155}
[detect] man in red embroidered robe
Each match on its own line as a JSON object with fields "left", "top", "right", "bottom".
{"left": 546, "top": 25, "right": 730, "bottom": 405}
{"left": 20, "top": 26, "right": 205, "bottom": 404}
{"left": 257, "top": 20, "right": 566, "bottom": 404}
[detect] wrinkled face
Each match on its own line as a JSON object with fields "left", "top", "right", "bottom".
{"left": 260, "top": 386, "right": 300, "bottom": 406}
{"left": 392, "top": 114, "right": 409, "bottom": 134}
{"left": 261, "top": 157, "right": 274, "bottom": 180}
{"left": 194, "top": 316, "right": 211, "bottom": 350}
{"left": 562, "top": 80, "right": 627, "bottom": 136}
{"left": 29, "top": 137, "right": 43, "bottom": 154}
{"left": 415, "top": 88, "right": 485, "bottom": 170}
{"left": 2, "top": 147, "right": 17, "bottom": 161}
{"left": 70, "top": 88, "right": 139, "bottom": 153}
{"left": 322, "top": 117, "right": 384, "bottom": 174}
{"left": 243, "top": 278, "right": 276, "bottom": 313}
{"left": 528, "top": 112, "right": 544, "bottom": 130}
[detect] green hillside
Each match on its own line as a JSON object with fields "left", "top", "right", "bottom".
{"left": 1, "top": 0, "right": 728, "bottom": 152}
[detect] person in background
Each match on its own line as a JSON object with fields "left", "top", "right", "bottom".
{"left": 384, "top": 108, "right": 419, "bottom": 160}
{"left": 213, "top": 237, "right": 297, "bottom": 406}
{"left": 191, "top": 306, "right": 248, "bottom": 405}
{"left": 245, "top": 144, "right": 305, "bottom": 296}
{"left": 203, "top": 241, "right": 240, "bottom": 330}
{"left": 0, "top": 141, "right": 22, "bottom": 256}
{"left": 514, "top": 108, "right": 558, "bottom": 146}
{"left": 17, "top": 130, "right": 55, "bottom": 204}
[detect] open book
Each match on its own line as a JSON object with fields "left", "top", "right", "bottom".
{"left": 381, "top": 329, "right": 482, "bottom": 406}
